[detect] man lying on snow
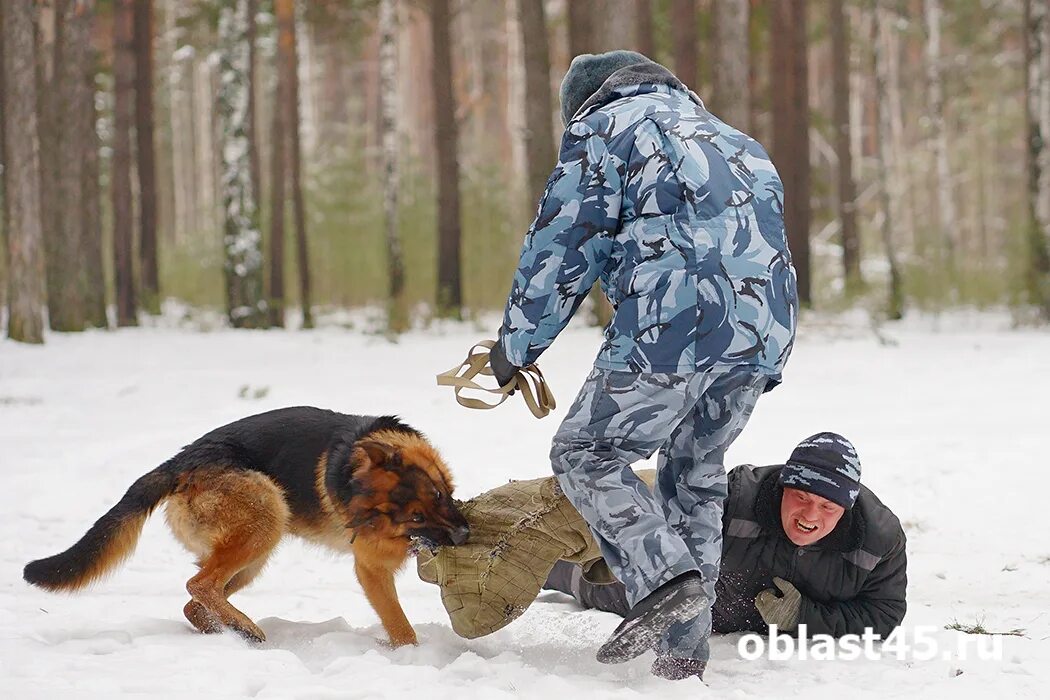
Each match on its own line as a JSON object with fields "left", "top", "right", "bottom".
{"left": 418, "top": 433, "right": 907, "bottom": 674}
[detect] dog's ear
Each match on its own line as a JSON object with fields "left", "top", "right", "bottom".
{"left": 355, "top": 439, "right": 396, "bottom": 467}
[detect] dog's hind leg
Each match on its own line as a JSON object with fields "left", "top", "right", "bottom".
{"left": 186, "top": 536, "right": 274, "bottom": 643}
{"left": 165, "top": 466, "right": 288, "bottom": 643}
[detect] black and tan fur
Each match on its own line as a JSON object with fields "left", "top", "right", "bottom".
{"left": 23, "top": 407, "right": 469, "bottom": 646}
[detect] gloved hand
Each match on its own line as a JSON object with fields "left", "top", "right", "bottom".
{"left": 487, "top": 340, "right": 519, "bottom": 390}
{"left": 754, "top": 577, "right": 802, "bottom": 632}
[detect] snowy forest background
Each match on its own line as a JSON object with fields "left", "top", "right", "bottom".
{"left": 3, "top": 0, "right": 1050, "bottom": 343}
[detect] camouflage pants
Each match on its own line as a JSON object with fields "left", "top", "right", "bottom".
{"left": 550, "top": 367, "right": 767, "bottom": 660}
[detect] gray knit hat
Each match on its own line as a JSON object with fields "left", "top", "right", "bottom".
{"left": 559, "top": 50, "right": 652, "bottom": 126}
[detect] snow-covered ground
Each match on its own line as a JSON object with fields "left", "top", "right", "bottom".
{"left": 1, "top": 308, "right": 1048, "bottom": 699}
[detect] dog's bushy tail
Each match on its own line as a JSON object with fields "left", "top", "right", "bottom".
{"left": 24, "top": 463, "right": 181, "bottom": 592}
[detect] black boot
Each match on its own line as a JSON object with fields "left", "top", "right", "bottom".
{"left": 651, "top": 654, "right": 706, "bottom": 681}
{"left": 595, "top": 571, "right": 707, "bottom": 664}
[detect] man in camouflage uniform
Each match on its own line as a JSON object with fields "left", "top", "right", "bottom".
{"left": 487, "top": 50, "right": 798, "bottom": 679}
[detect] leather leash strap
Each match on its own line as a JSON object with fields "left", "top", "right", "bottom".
{"left": 436, "top": 340, "right": 556, "bottom": 419}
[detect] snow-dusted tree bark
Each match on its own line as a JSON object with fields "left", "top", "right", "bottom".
{"left": 246, "top": 0, "right": 262, "bottom": 210}
{"left": 671, "top": 0, "right": 698, "bottom": 88}
{"left": 1026, "top": 0, "right": 1050, "bottom": 318}
{"left": 871, "top": 0, "right": 904, "bottom": 320}
{"left": 924, "top": 0, "right": 956, "bottom": 272}
{"left": 831, "top": 0, "right": 862, "bottom": 295}
{"left": 712, "top": 0, "right": 748, "bottom": 129}
{"left": 135, "top": 0, "right": 160, "bottom": 314}
{"left": 112, "top": 0, "right": 138, "bottom": 326}
{"left": 379, "top": 0, "right": 407, "bottom": 333}
{"left": 770, "top": 0, "right": 811, "bottom": 305}
{"left": 287, "top": 1, "right": 312, "bottom": 329}
{"left": 2, "top": 0, "right": 46, "bottom": 343}
{"left": 218, "top": 0, "right": 268, "bottom": 328}
{"left": 518, "top": 0, "right": 556, "bottom": 204}
{"left": 430, "top": 0, "right": 463, "bottom": 316}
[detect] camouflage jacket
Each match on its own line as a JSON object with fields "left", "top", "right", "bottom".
{"left": 498, "top": 63, "right": 798, "bottom": 381}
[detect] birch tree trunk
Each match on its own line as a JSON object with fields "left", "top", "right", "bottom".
{"left": 831, "top": 0, "right": 862, "bottom": 295}
{"left": 3, "top": 0, "right": 46, "bottom": 343}
{"left": 287, "top": 1, "right": 312, "bottom": 328}
{"left": 430, "top": 0, "right": 463, "bottom": 316}
{"left": 379, "top": 0, "right": 407, "bottom": 333}
{"left": 1025, "top": 0, "right": 1050, "bottom": 318}
{"left": 112, "top": 0, "right": 138, "bottom": 326}
{"left": 712, "top": 0, "right": 748, "bottom": 129}
{"left": 871, "top": 0, "right": 904, "bottom": 319}
{"left": 924, "top": 0, "right": 956, "bottom": 276}
{"left": 135, "top": 0, "right": 160, "bottom": 314}
{"left": 218, "top": 0, "right": 268, "bottom": 328}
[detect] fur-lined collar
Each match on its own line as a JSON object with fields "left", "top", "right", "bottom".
{"left": 753, "top": 468, "right": 866, "bottom": 553}
{"left": 571, "top": 61, "right": 704, "bottom": 123}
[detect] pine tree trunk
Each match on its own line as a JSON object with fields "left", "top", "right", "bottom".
{"left": 112, "top": 0, "right": 138, "bottom": 326}
{"left": 1025, "top": 0, "right": 1050, "bottom": 318}
{"left": 51, "top": 0, "right": 87, "bottom": 331}
{"left": 2, "top": 0, "right": 46, "bottom": 343}
{"left": 567, "top": 1, "right": 594, "bottom": 58}
{"left": 269, "top": 0, "right": 291, "bottom": 327}
{"left": 379, "top": 0, "right": 407, "bottom": 333}
{"left": 831, "top": 0, "right": 862, "bottom": 295}
{"left": 671, "top": 0, "right": 698, "bottom": 88}
{"left": 871, "top": 0, "right": 904, "bottom": 320}
{"left": 566, "top": 0, "right": 613, "bottom": 328}
{"left": 712, "top": 0, "right": 748, "bottom": 129}
{"left": 636, "top": 0, "right": 655, "bottom": 57}
{"left": 770, "top": 0, "right": 811, "bottom": 306}
{"left": 518, "top": 0, "right": 556, "bottom": 204}
{"left": 37, "top": 4, "right": 60, "bottom": 329}
{"left": 81, "top": 33, "right": 107, "bottom": 329}
{"left": 430, "top": 0, "right": 463, "bottom": 316}
{"left": 286, "top": 0, "right": 312, "bottom": 328}
{"left": 133, "top": 0, "right": 159, "bottom": 314}
{"left": 218, "top": 0, "right": 268, "bottom": 328}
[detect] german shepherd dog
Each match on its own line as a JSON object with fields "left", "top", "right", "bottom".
{"left": 23, "top": 407, "right": 469, "bottom": 647}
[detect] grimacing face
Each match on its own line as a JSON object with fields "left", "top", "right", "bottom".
{"left": 780, "top": 487, "right": 846, "bottom": 546}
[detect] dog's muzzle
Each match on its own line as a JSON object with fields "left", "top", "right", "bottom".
{"left": 449, "top": 525, "right": 470, "bottom": 546}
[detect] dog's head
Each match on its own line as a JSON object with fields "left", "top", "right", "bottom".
{"left": 327, "top": 429, "right": 469, "bottom": 549}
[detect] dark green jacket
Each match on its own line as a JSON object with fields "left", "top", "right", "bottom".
{"left": 715, "top": 465, "right": 907, "bottom": 637}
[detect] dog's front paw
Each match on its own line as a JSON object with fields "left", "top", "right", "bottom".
{"left": 383, "top": 631, "right": 418, "bottom": 648}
